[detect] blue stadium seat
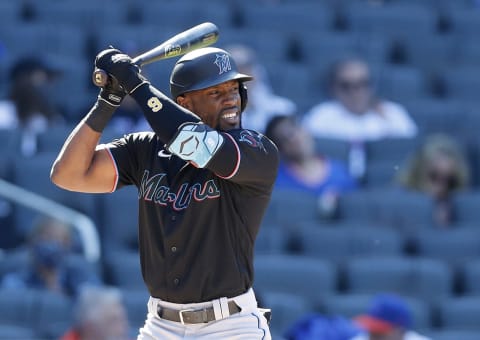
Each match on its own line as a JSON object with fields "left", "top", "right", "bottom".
{"left": 98, "top": 185, "right": 139, "bottom": 254}
{"left": 447, "top": 8, "right": 480, "bottom": 37}
{"left": 343, "top": 3, "right": 437, "bottom": 38}
{"left": 438, "top": 296, "right": 480, "bottom": 330}
{"left": 0, "top": 324, "right": 38, "bottom": 340}
{"left": 452, "top": 191, "right": 480, "bottom": 225}
{"left": 11, "top": 152, "right": 99, "bottom": 235}
{"left": 344, "top": 256, "right": 453, "bottom": 302}
{"left": 442, "top": 66, "right": 480, "bottom": 101}
{"left": 32, "top": 291, "right": 73, "bottom": 339}
{"left": 411, "top": 228, "right": 480, "bottom": 266}
{"left": 120, "top": 288, "right": 149, "bottom": 333}
{"left": 294, "top": 222, "right": 404, "bottom": 262}
{"left": 254, "top": 225, "right": 291, "bottom": 255}
{"left": 313, "top": 137, "right": 351, "bottom": 164}
{"left": 462, "top": 259, "right": 480, "bottom": 296}
{"left": 240, "top": 3, "right": 333, "bottom": 33}
{"left": 425, "top": 330, "right": 480, "bottom": 340}
{"left": 253, "top": 254, "right": 337, "bottom": 301}
{"left": 104, "top": 250, "right": 143, "bottom": 289}
{"left": 374, "top": 64, "right": 429, "bottom": 101}
{"left": 337, "top": 188, "right": 434, "bottom": 232}
{"left": 403, "top": 98, "right": 467, "bottom": 137}
{"left": 260, "top": 291, "right": 314, "bottom": 336}
{"left": 265, "top": 189, "right": 319, "bottom": 228}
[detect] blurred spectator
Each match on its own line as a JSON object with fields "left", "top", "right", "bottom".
{"left": 225, "top": 44, "right": 297, "bottom": 132}
{"left": 0, "top": 215, "right": 100, "bottom": 297}
{"left": 0, "top": 56, "right": 65, "bottom": 156}
{"left": 396, "top": 134, "right": 471, "bottom": 227}
{"left": 60, "top": 285, "right": 131, "bottom": 340}
{"left": 302, "top": 57, "right": 417, "bottom": 142}
{"left": 301, "top": 57, "right": 417, "bottom": 181}
{"left": 265, "top": 115, "right": 357, "bottom": 219}
{"left": 350, "top": 293, "right": 431, "bottom": 340}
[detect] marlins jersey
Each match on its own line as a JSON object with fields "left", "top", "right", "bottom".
{"left": 105, "top": 128, "right": 279, "bottom": 303}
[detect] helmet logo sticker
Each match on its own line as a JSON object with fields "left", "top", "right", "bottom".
{"left": 214, "top": 53, "right": 232, "bottom": 75}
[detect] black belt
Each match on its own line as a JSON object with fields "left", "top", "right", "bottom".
{"left": 157, "top": 300, "right": 241, "bottom": 324}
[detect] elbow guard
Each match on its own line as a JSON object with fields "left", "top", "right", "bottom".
{"left": 166, "top": 122, "right": 224, "bottom": 168}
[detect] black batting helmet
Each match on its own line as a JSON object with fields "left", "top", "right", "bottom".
{"left": 170, "top": 47, "right": 253, "bottom": 112}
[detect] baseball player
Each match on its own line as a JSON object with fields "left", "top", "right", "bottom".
{"left": 50, "top": 46, "right": 278, "bottom": 339}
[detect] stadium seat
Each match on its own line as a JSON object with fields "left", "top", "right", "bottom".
{"left": 120, "top": 288, "right": 149, "bottom": 332}
{"left": 441, "top": 66, "right": 480, "bottom": 101}
{"left": 342, "top": 3, "right": 437, "bottom": 39}
{"left": 425, "top": 330, "right": 480, "bottom": 340}
{"left": 447, "top": 8, "right": 480, "bottom": 37}
{"left": 104, "top": 250, "right": 144, "bottom": 289}
{"left": 99, "top": 185, "right": 139, "bottom": 254}
{"left": 11, "top": 152, "right": 99, "bottom": 235}
{"left": 462, "top": 259, "right": 480, "bottom": 296}
{"left": 403, "top": 98, "right": 467, "bottom": 137}
{"left": 438, "top": 296, "right": 480, "bottom": 330}
{"left": 322, "top": 293, "right": 432, "bottom": 330}
{"left": 0, "top": 288, "right": 37, "bottom": 329}
{"left": 294, "top": 222, "right": 404, "bottom": 263}
{"left": 314, "top": 137, "right": 351, "bottom": 164}
{"left": 374, "top": 64, "right": 429, "bottom": 102}
{"left": 452, "top": 190, "right": 480, "bottom": 225}
{"left": 411, "top": 227, "right": 480, "bottom": 266}
{"left": 344, "top": 256, "right": 453, "bottom": 302}
{"left": 259, "top": 291, "right": 314, "bottom": 336}
{"left": 254, "top": 225, "right": 291, "bottom": 255}
{"left": 337, "top": 188, "right": 434, "bottom": 232}
{"left": 32, "top": 291, "right": 73, "bottom": 339}
{"left": 0, "top": 325, "right": 38, "bottom": 340}
{"left": 240, "top": 3, "right": 333, "bottom": 34}
{"left": 265, "top": 189, "right": 319, "bottom": 228}
{"left": 253, "top": 254, "right": 337, "bottom": 301}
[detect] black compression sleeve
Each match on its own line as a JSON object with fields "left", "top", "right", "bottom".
{"left": 130, "top": 84, "right": 201, "bottom": 143}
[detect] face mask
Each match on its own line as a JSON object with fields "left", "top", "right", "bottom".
{"left": 33, "top": 240, "right": 65, "bottom": 269}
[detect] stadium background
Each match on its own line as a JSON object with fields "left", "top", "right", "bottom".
{"left": 1, "top": 0, "right": 480, "bottom": 339}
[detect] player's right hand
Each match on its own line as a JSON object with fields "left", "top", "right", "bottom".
{"left": 95, "top": 48, "right": 147, "bottom": 94}
{"left": 98, "top": 75, "right": 126, "bottom": 106}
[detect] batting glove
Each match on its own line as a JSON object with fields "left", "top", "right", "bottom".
{"left": 95, "top": 48, "right": 148, "bottom": 94}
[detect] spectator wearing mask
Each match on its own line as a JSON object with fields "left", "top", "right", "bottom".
{"left": 265, "top": 115, "right": 357, "bottom": 218}
{"left": 350, "top": 293, "right": 431, "bottom": 340}
{"left": 396, "top": 133, "right": 471, "bottom": 227}
{"left": 225, "top": 44, "right": 297, "bottom": 133}
{"left": 0, "top": 216, "right": 100, "bottom": 297}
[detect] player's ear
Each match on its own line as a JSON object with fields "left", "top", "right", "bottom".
{"left": 176, "top": 94, "right": 191, "bottom": 110}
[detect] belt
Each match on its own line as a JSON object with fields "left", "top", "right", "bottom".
{"left": 157, "top": 300, "right": 241, "bottom": 324}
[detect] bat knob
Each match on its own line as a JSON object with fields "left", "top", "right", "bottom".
{"left": 92, "top": 68, "right": 108, "bottom": 87}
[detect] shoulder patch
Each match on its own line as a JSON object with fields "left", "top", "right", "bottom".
{"left": 238, "top": 130, "right": 266, "bottom": 152}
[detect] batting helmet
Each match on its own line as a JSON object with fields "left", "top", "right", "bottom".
{"left": 170, "top": 47, "right": 253, "bottom": 112}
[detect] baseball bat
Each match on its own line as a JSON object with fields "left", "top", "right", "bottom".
{"left": 92, "top": 22, "right": 219, "bottom": 87}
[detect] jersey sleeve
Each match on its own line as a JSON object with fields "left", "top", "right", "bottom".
{"left": 207, "top": 129, "right": 279, "bottom": 189}
{"left": 102, "top": 132, "right": 156, "bottom": 190}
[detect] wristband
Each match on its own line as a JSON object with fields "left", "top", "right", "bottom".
{"left": 84, "top": 98, "right": 117, "bottom": 132}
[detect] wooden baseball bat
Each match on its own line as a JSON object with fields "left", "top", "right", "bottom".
{"left": 92, "top": 22, "right": 219, "bottom": 87}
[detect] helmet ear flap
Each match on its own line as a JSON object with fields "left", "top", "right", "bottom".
{"left": 240, "top": 82, "right": 248, "bottom": 113}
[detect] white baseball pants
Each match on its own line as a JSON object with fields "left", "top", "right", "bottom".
{"left": 137, "top": 288, "right": 271, "bottom": 339}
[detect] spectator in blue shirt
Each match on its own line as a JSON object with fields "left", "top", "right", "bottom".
{"left": 265, "top": 115, "right": 357, "bottom": 218}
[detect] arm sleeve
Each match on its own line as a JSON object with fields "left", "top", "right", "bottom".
{"left": 129, "top": 84, "right": 201, "bottom": 143}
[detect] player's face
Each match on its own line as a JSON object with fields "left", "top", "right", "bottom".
{"left": 178, "top": 80, "right": 242, "bottom": 130}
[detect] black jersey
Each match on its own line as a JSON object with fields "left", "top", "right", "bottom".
{"left": 106, "top": 128, "right": 278, "bottom": 303}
